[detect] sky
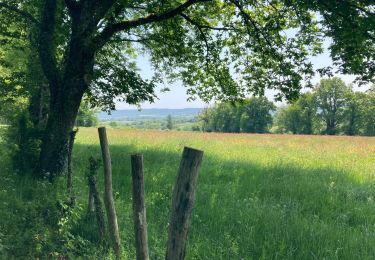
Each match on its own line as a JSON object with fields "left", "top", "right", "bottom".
{"left": 116, "top": 41, "right": 369, "bottom": 110}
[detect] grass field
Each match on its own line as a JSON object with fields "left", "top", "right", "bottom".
{"left": 1, "top": 128, "right": 375, "bottom": 259}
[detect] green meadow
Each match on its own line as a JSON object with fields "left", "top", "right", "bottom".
{"left": 1, "top": 128, "right": 375, "bottom": 259}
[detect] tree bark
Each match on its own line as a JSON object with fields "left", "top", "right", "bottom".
{"left": 326, "top": 119, "right": 336, "bottom": 135}
{"left": 36, "top": 0, "right": 96, "bottom": 180}
{"left": 37, "top": 84, "right": 84, "bottom": 180}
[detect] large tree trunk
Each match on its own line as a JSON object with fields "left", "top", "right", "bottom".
{"left": 37, "top": 1, "right": 97, "bottom": 179}
{"left": 36, "top": 1, "right": 98, "bottom": 180}
{"left": 37, "top": 82, "right": 85, "bottom": 180}
{"left": 326, "top": 119, "right": 336, "bottom": 135}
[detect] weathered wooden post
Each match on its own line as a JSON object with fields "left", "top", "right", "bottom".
{"left": 87, "top": 157, "right": 106, "bottom": 242}
{"left": 165, "top": 147, "right": 204, "bottom": 260}
{"left": 131, "top": 154, "right": 150, "bottom": 260}
{"left": 98, "top": 127, "right": 121, "bottom": 258}
{"left": 67, "top": 129, "right": 78, "bottom": 205}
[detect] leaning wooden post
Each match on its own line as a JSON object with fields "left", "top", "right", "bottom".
{"left": 87, "top": 157, "right": 106, "bottom": 242}
{"left": 131, "top": 154, "right": 149, "bottom": 260}
{"left": 165, "top": 147, "right": 204, "bottom": 260}
{"left": 98, "top": 127, "right": 121, "bottom": 258}
{"left": 67, "top": 128, "right": 78, "bottom": 206}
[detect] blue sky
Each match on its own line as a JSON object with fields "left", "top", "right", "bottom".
{"left": 116, "top": 41, "right": 368, "bottom": 110}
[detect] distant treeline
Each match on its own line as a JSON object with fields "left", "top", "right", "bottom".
{"left": 197, "top": 77, "right": 375, "bottom": 136}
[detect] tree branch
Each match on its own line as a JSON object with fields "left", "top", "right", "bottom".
{"left": 0, "top": 2, "right": 40, "bottom": 25}
{"left": 179, "top": 12, "right": 234, "bottom": 31}
{"left": 180, "top": 13, "right": 211, "bottom": 67}
{"left": 110, "top": 37, "right": 151, "bottom": 44}
{"left": 318, "top": 1, "right": 375, "bottom": 42}
{"left": 229, "top": 0, "right": 275, "bottom": 49}
{"left": 93, "top": 0, "right": 211, "bottom": 49}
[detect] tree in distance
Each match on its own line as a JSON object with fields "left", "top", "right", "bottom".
{"left": 273, "top": 92, "right": 317, "bottom": 135}
{"left": 199, "top": 97, "right": 275, "bottom": 133}
{"left": 314, "top": 77, "right": 351, "bottom": 135}
{"left": 273, "top": 79, "right": 375, "bottom": 136}
{"left": 166, "top": 115, "right": 173, "bottom": 130}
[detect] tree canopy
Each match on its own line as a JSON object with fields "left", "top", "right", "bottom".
{"left": 1, "top": 0, "right": 374, "bottom": 106}
{"left": 315, "top": 77, "right": 351, "bottom": 135}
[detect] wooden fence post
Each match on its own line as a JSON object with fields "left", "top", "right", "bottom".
{"left": 67, "top": 128, "right": 78, "bottom": 205}
{"left": 131, "top": 154, "right": 149, "bottom": 260}
{"left": 87, "top": 156, "right": 106, "bottom": 242}
{"left": 165, "top": 147, "right": 204, "bottom": 260}
{"left": 88, "top": 174, "right": 107, "bottom": 242}
{"left": 98, "top": 127, "right": 121, "bottom": 258}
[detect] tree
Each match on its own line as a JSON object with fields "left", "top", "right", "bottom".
{"left": 198, "top": 107, "right": 215, "bottom": 132}
{"left": 297, "top": 92, "right": 317, "bottom": 134}
{"left": 362, "top": 86, "right": 375, "bottom": 136}
{"left": 199, "top": 103, "right": 238, "bottom": 132}
{"left": 273, "top": 92, "right": 317, "bottom": 134}
{"left": 343, "top": 91, "right": 367, "bottom": 136}
{"left": 0, "top": 0, "right": 374, "bottom": 179}
{"left": 314, "top": 77, "right": 351, "bottom": 135}
{"left": 166, "top": 115, "right": 173, "bottom": 130}
{"left": 199, "top": 97, "right": 275, "bottom": 133}
{"left": 273, "top": 104, "right": 302, "bottom": 134}
{"left": 239, "top": 97, "right": 276, "bottom": 133}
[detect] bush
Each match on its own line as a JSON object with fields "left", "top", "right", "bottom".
{"left": 6, "top": 111, "right": 42, "bottom": 174}
{"left": 109, "top": 121, "right": 118, "bottom": 128}
{"left": 75, "top": 100, "right": 99, "bottom": 127}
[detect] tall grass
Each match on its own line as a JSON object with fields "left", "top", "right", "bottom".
{"left": 1, "top": 128, "right": 375, "bottom": 258}
{"left": 73, "top": 129, "right": 375, "bottom": 259}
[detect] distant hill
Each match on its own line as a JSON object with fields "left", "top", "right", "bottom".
{"left": 98, "top": 108, "right": 204, "bottom": 121}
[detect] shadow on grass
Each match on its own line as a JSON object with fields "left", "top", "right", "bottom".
{"left": 70, "top": 142, "right": 375, "bottom": 259}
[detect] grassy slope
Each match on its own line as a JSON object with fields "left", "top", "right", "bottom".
{"left": 1, "top": 128, "right": 375, "bottom": 259}
{"left": 72, "top": 128, "right": 375, "bottom": 259}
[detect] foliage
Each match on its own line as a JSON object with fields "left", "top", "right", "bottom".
{"left": 296, "top": 0, "right": 375, "bottom": 83}
{"left": 0, "top": 172, "right": 96, "bottom": 258}
{"left": 166, "top": 115, "right": 173, "bottom": 130}
{"left": 272, "top": 79, "right": 374, "bottom": 136}
{"left": 199, "top": 97, "right": 275, "bottom": 133}
{"left": 3, "top": 109, "right": 44, "bottom": 174}
{"left": 1, "top": 0, "right": 373, "bottom": 106}
{"left": 88, "top": 45, "right": 157, "bottom": 112}
{"left": 273, "top": 92, "right": 317, "bottom": 134}
{"left": 343, "top": 91, "right": 367, "bottom": 135}
{"left": 109, "top": 121, "right": 118, "bottom": 128}
{"left": 314, "top": 77, "right": 351, "bottom": 135}
{"left": 75, "top": 99, "right": 99, "bottom": 127}
{"left": 361, "top": 85, "right": 375, "bottom": 136}
{"left": 239, "top": 97, "right": 276, "bottom": 133}
{"left": 0, "top": 1, "right": 47, "bottom": 125}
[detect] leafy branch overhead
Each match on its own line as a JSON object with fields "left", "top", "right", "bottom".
{"left": 1, "top": 0, "right": 373, "bottom": 106}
